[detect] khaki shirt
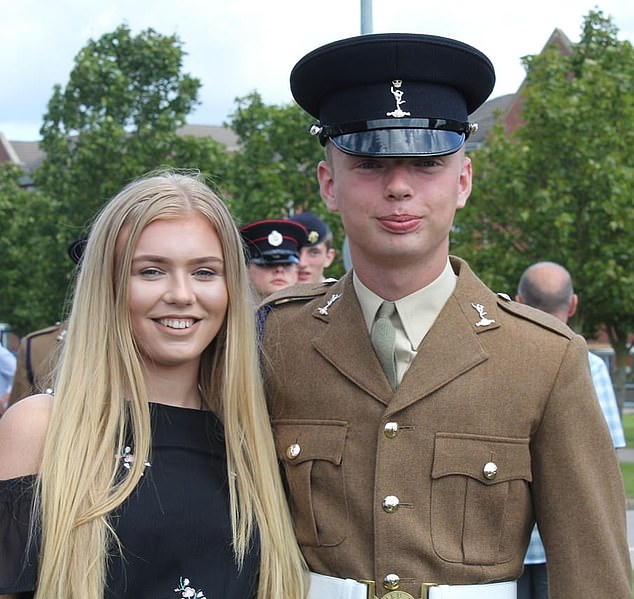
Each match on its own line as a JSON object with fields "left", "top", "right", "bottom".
{"left": 261, "top": 257, "right": 631, "bottom": 598}
{"left": 355, "top": 259, "right": 456, "bottom": 384}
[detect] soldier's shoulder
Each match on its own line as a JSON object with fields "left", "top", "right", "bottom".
{"left": 261, "top": 279, "right": 338, "bottom": 309}
{"left": 493, "top": 292, "right": 574, "bottom": 339}
{"left": 23, "top": 321, "right": 67, "bottom": 342}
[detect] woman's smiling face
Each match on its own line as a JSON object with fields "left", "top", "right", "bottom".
{"left": 124, "top": 213, "right": 228, "bottom": 370}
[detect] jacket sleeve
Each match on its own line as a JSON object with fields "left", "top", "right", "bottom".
{"left": 530, "top": 333, "right": 631, "bottom": 597}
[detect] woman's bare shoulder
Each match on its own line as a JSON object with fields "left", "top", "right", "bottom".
{"left": 0, "top": 394, "right": 53, "bottom": 479}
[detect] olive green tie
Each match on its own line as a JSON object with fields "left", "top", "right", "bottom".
{"left": 371, "top": 301, "right": 397, "bottom": 390}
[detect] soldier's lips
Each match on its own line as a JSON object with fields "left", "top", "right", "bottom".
{"left": 377, "top": 215, "right": 422, "bottom": 233}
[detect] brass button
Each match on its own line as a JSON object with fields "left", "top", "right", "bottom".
{"left": 483, "top": 461, "right": 498, "bottom": 480}
{"left": 286, "top": 443, "right": 301, "bottom": 460}
{"left": 383, "top": 573, "right": 400, "bottom": 590}
{"left": 382, "top": 495, "right": 400, "bottom": 513}
{"left": 384, "top": 422, "right": 398, "bottom": 438}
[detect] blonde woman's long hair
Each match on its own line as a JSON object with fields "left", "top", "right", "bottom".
{"left": 33, "top": 171, "right": 306, "bottom": 598}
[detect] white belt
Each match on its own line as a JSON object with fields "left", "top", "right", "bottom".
{"left": 308, "top": 572, "right": 517, "bottom": 599}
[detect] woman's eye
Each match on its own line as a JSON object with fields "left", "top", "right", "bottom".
{"left": 139, "top": 267, "right": 163, "bottom": 277}
{"left": 193, "top": 268, "right": 218, "bottom": 278}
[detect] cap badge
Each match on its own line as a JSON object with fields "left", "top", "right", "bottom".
{"left": 307, "top": 230, "right": 320, "bottom": 244}
{"left": 268, "top": 230, "right": 283, "bottom": 247}
{"left": 472, "top": 303, "right": 495, "bottom": 327}
{"left": 318, "top": 293, "right": 342, "bottom": 316}
{"left": 386, "top": 80, "right": 411, "bottom": 119}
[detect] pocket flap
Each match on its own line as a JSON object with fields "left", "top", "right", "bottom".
{"left": 432, "top": 432, "right": 532, "bottom": 485}
{"left": 272, "top": 419, "right": 348, "bottom": 466}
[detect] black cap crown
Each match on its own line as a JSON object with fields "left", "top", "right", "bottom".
{"left": 290, "top": 33, "right": 495, "bottom": 157}
{"left": 240, "top": 219, "right": 308, "bottom": 265}
{"left": 290, "top": 212, "right": 330, "bottom": 246}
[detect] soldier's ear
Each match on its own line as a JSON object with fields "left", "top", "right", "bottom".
{"left": 318, "top": 160, "right": 337, "bottom": 213}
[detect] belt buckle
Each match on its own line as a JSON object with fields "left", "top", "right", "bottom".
{"left": 420, "top": 582, "right": 440, "bottom": 599}
{"left": 358, "top": 579, "right": 377, "bottom": 599}
{"left": 358, "top": 579, "right": 440, "bottom": 599}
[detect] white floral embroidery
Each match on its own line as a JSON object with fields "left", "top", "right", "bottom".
{"left": 174, "top": 576, "right": 206, "bottom": 598}
{"left": 117, "top": 446, "right": 151, "bottom": 473}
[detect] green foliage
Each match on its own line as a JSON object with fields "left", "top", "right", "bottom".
{"left": 224, "top": 92, "right": 346, "bottom": 276}
{"left": 35, "top": 23, "right": 229, "bottom": 239}
{"left": 619, "top": 462, "right": 634, "bottom": 499}
{"left": 0, "top": 164, "right": 74, "bottom": 334}
{"left": 622, "top": 413, "right": 634, "bottom": 448}
{"left": 453, "top": 10, "right": 634, "bottom": 406}
{"left": 224, "top": 92, "right": 322, "bottom": 220}
{"left": 3, "top": 23, "right": 231, "bottom": 335}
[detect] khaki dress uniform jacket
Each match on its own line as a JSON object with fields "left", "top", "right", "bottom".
{"left": 261, "top": 257, "right": 631, "bottom": 598}
{"left": 7, "top": 322, "right": 66, "bottom": 405}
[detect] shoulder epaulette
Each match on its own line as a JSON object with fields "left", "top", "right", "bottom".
{"left": 25, "top": 322, "right": 64, "bottom": 339}
{"left": 261, "top": 280, "right": 337, "bottom": 308}
{"left": 494, "top": 294, "right": 574, "bottom": 339}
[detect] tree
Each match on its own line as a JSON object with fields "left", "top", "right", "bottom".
{"left": 3, "top": 24, "right": 230, "bottom": 335}
{"left": 0, "top": 164, "right": 70, "bottom": 335}
{"left": 224, "top": 92, "right": 346, "bottom": 276}
{"left": 454, "top": 10, "right": 634, "bottom": 410}
{"left": 36, "top": 23, "right": 230, "bottom": 242}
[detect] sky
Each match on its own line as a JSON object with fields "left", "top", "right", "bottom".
{"left": 2, "top": 0, "right": 634, "bottom": 141}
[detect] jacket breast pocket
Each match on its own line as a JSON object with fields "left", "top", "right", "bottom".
{"left": 430, "top": 432, "right": 532, "bottom": 565}
{"left": 272, "top": 419, "right": 348, "bottom": 547}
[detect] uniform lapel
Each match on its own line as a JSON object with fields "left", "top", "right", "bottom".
{"left": 392, "top": 258, "right": 501, "bottom": 413}
{"left": 311, "top": 275, "right": 393, "bottom": 403}
{"left": 309, "top": 261, "right": 502, "bottom": 410}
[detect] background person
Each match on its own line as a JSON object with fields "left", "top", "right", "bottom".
{"left": 0, "top": 171, "right": 306, "bottom": 599}
{"left": 290, "top": 211, "right": 336, "bottom": 283}
{"left": 515, "top": 260, "right": 626, "bottom": 599}
{"left": 240, "top": 218, "right": 307, "bottom": 300}
{"left": 259, "top": 33, "right": 631, "bottom": 599}
{"left": 7, "top": 237, "right": 86, "bottom": 407}
{"left": 0, "top": 345, "right": 16, "bottom": 416}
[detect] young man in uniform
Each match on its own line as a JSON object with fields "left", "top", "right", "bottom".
{"left": 290, "top": 211, "right": 336, "bottom": 283}
{"left": 259, "top": 34, "right": 631, "bottom": 599}
{"left": 240, "top": 218, "right": 307, "bottom": 300}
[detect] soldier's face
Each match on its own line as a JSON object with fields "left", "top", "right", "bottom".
{"left": 297, "top": 243, "right": 335, "bottom": 283}
{"left": 247, "top": 262, "right": 298, "bottom": 298}
{"left": 317, "top": 145, "right": 471, "bottom": 275}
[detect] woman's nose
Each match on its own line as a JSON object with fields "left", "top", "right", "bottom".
{"left": 164, "top": 273, "right": 195, "bottom": 304}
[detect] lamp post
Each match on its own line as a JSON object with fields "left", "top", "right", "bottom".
{"left": 360, "top": 0, "right": 373, "bottom": 34}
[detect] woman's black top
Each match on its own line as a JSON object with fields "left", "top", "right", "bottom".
{"left": 0, "top": 402, "right": 260, "bottom": 598}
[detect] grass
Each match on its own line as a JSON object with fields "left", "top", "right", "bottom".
{"left": 621, "top": 462, "right": 634, "bottom": 498}
{"left": 616, "top": 414, "right": 634, "bottom": 592}
{"left": 620, "top": 413, "right": 634, "bottom": 498}
{"left": 623, "top": 413, "right": 634, "bottom": 448}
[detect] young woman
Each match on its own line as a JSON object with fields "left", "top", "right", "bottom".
{"left": 0, "top": 171, "right": 307, "bottom": 598}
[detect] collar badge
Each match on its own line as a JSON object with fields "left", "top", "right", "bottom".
{"left": 318, "top": 293, "right": 342, "bottom": 316}
{"left": 472, "top": 303, "right": 495, "bottom": 327}
{"left": 268, "top": 230, "right": 283, "bottom": 247}
{"left": 386, "top": 80, "right": 411, "bottom": 119}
